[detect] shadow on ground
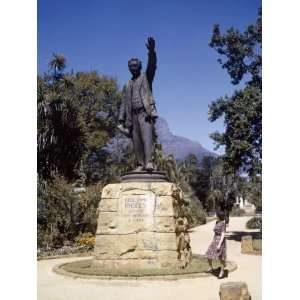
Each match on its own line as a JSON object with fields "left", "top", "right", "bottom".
{"left": 226, "top": 231, "right": 262, "bottom": 242}
{"left": 209, "top": 267, "right": 229, "bottom": 279}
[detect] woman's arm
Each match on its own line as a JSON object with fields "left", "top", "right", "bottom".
{"left": 217, "top": 232, "right": 225, "bottom": 249}
{"left": 217, "top": 222, "right": 226, "bottom": 249}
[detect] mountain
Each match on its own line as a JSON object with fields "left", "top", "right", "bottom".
{"left": 104, "top": 117, "right": 216, "bottom": 163}
{"left": 155, "top": 117, "right": 217, "bottom": 162}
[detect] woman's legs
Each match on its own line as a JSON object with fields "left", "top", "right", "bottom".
{"left": 218, "top": 258, "right": 226, "bottom": 277}
{"left": 207, "top": 258, "right": 213, "bottom": 271}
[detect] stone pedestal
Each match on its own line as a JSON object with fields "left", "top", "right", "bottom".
{"left": 93, "top": 181, "right": 192, "bottom": 269}
{"left": 219, "top": 282, "right": 251, "bottom": 300}
{"left": 241, "top": 236, "right": 253, "bottom": 253}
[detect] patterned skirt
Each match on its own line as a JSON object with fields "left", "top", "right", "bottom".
{"left": 205, "top": 234, "right": 226, "bottom": 260}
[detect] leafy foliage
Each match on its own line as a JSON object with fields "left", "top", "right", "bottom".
{"left": 246, "top": 216, "right": 262, "bottom": 230}
{"left": 244, "top": 176, "right": 262, "bottom": 212}
{"left": 38, "top": 54, "right": 123, "bottom": 182}
{"left": 210, "top": 11, "right": 261, "bottom": 87}
{"left": 252, "top": 239, "right": 262, "bottom": 251}
{"left": 206, "top": 157, "right": 237, "bottom": 215}
{"left": 153, "top": 145, "right": 206, "bottom": 225}
{"left": 208, "top": 8, "right": 262, "bottom": 177}
{"left": 158, "top": 151, "right": 250, "bottom": 222}
{"left": 48, "top": 53, "right": 66, "bottom": 79}
{"left": 230, "top": 207, "right": 245, "bottom": 217}
{"left": 75, "top": 232, "right": 95, "bottom": 250}
{"left": 37, "top": 175, "right": 102, "bottom": 248}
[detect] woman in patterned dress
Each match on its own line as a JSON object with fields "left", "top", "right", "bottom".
{"left": 205, "top": 210, "right": 227, "bottom": 278}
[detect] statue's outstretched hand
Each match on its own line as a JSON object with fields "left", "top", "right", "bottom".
{"left": 146, "top": 37, "right": 155, "bottom": 52}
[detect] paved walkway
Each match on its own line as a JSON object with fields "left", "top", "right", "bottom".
{"left": 38, "top": 216, "right": 261, "bottom": 300}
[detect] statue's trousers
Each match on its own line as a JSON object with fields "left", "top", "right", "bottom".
{"left": 132, "top": 109, "right": 153, "bottom": 167}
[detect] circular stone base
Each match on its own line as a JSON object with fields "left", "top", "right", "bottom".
{"left": 121, "top": 171, "right": 168, "bottom": 182}
{"left": 53, "top": 255, "right": 237, "bottom": 280}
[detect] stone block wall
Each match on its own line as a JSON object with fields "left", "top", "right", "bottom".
{"left": 219, "top": 282, "right": 251, "bottom": 300}
{"left": 93, "top": 181, "right": 192, "bottom": 269}
{"left": 241, "top": 236, "right": 253, "bottom": 253}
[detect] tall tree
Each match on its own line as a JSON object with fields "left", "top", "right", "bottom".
{"left": 208, "top": 8, "right": 262, "bottom": 177}
{"left": 48, "top": 53, "right": 66, "bottom": 79}
{"left": 180, "top": 154, "right": 214, "bottom": 211}
{"left": 153, "top": 146, "right": 207, "bottom": 225}
{"left": 38, "top": 54, "right": 122, "bottom": 181}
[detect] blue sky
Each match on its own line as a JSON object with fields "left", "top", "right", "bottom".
{"left": 38, "top": 0, "right": 261, "bottom": 154}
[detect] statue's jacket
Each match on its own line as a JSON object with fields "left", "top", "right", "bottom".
{"left": 119, "top": 51, "right": 158, "bottom": 130}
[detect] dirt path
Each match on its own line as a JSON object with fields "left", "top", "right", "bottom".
{"left": 38, "top": 216, "right": 261, "bottom": 300}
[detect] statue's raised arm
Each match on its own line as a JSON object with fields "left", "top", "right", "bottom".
{"left": 145, "top": 37, "right": 156, "bottom": 91}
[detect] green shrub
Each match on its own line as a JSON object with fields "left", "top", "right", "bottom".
{"left": 246, "top": 216, "right": 262, "bottom": 230}
{"left": 37, "top": 175, "right": 102, "bottom": 249}
{"left": 230, "top": 206, "right": 246, "bottom": 216}
{"left": 75, "top": 232, "right": 95, "bottom": 250}
{"left": 37, "top": 245, "right": 88, "bottom": 257}
{"left": 192, "top": 209, "right": 207, "bottom": 225}
{"left": 183, "top": 193, "right": 207, "bottom": 226}
{"left": 252, "top": 239, "right": 262, "bottom": 251}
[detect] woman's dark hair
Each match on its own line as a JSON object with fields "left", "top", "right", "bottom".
{"left": 216, "top": 210, "right": 225, "bottom": 221}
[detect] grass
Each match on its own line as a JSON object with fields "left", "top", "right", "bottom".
{"left": 252, "top": 239, "right": 262, "bottom": 251}
{"left": 62, "top": 254, "right": 222, "bottom": 277}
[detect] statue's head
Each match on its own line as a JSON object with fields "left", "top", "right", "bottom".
{"left": 128, "top": 58, "right": 142, "bottom": 78}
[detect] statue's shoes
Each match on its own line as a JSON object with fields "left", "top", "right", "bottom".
{"left": 145, "top": 162, "right": 154, "bottom": 172}
{"left": 134, "top": 166, "right": 144, "bottom": 172}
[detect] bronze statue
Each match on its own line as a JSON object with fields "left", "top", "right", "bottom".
{"left": 118, "top": 37, "right": 158, "bottom": 172}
